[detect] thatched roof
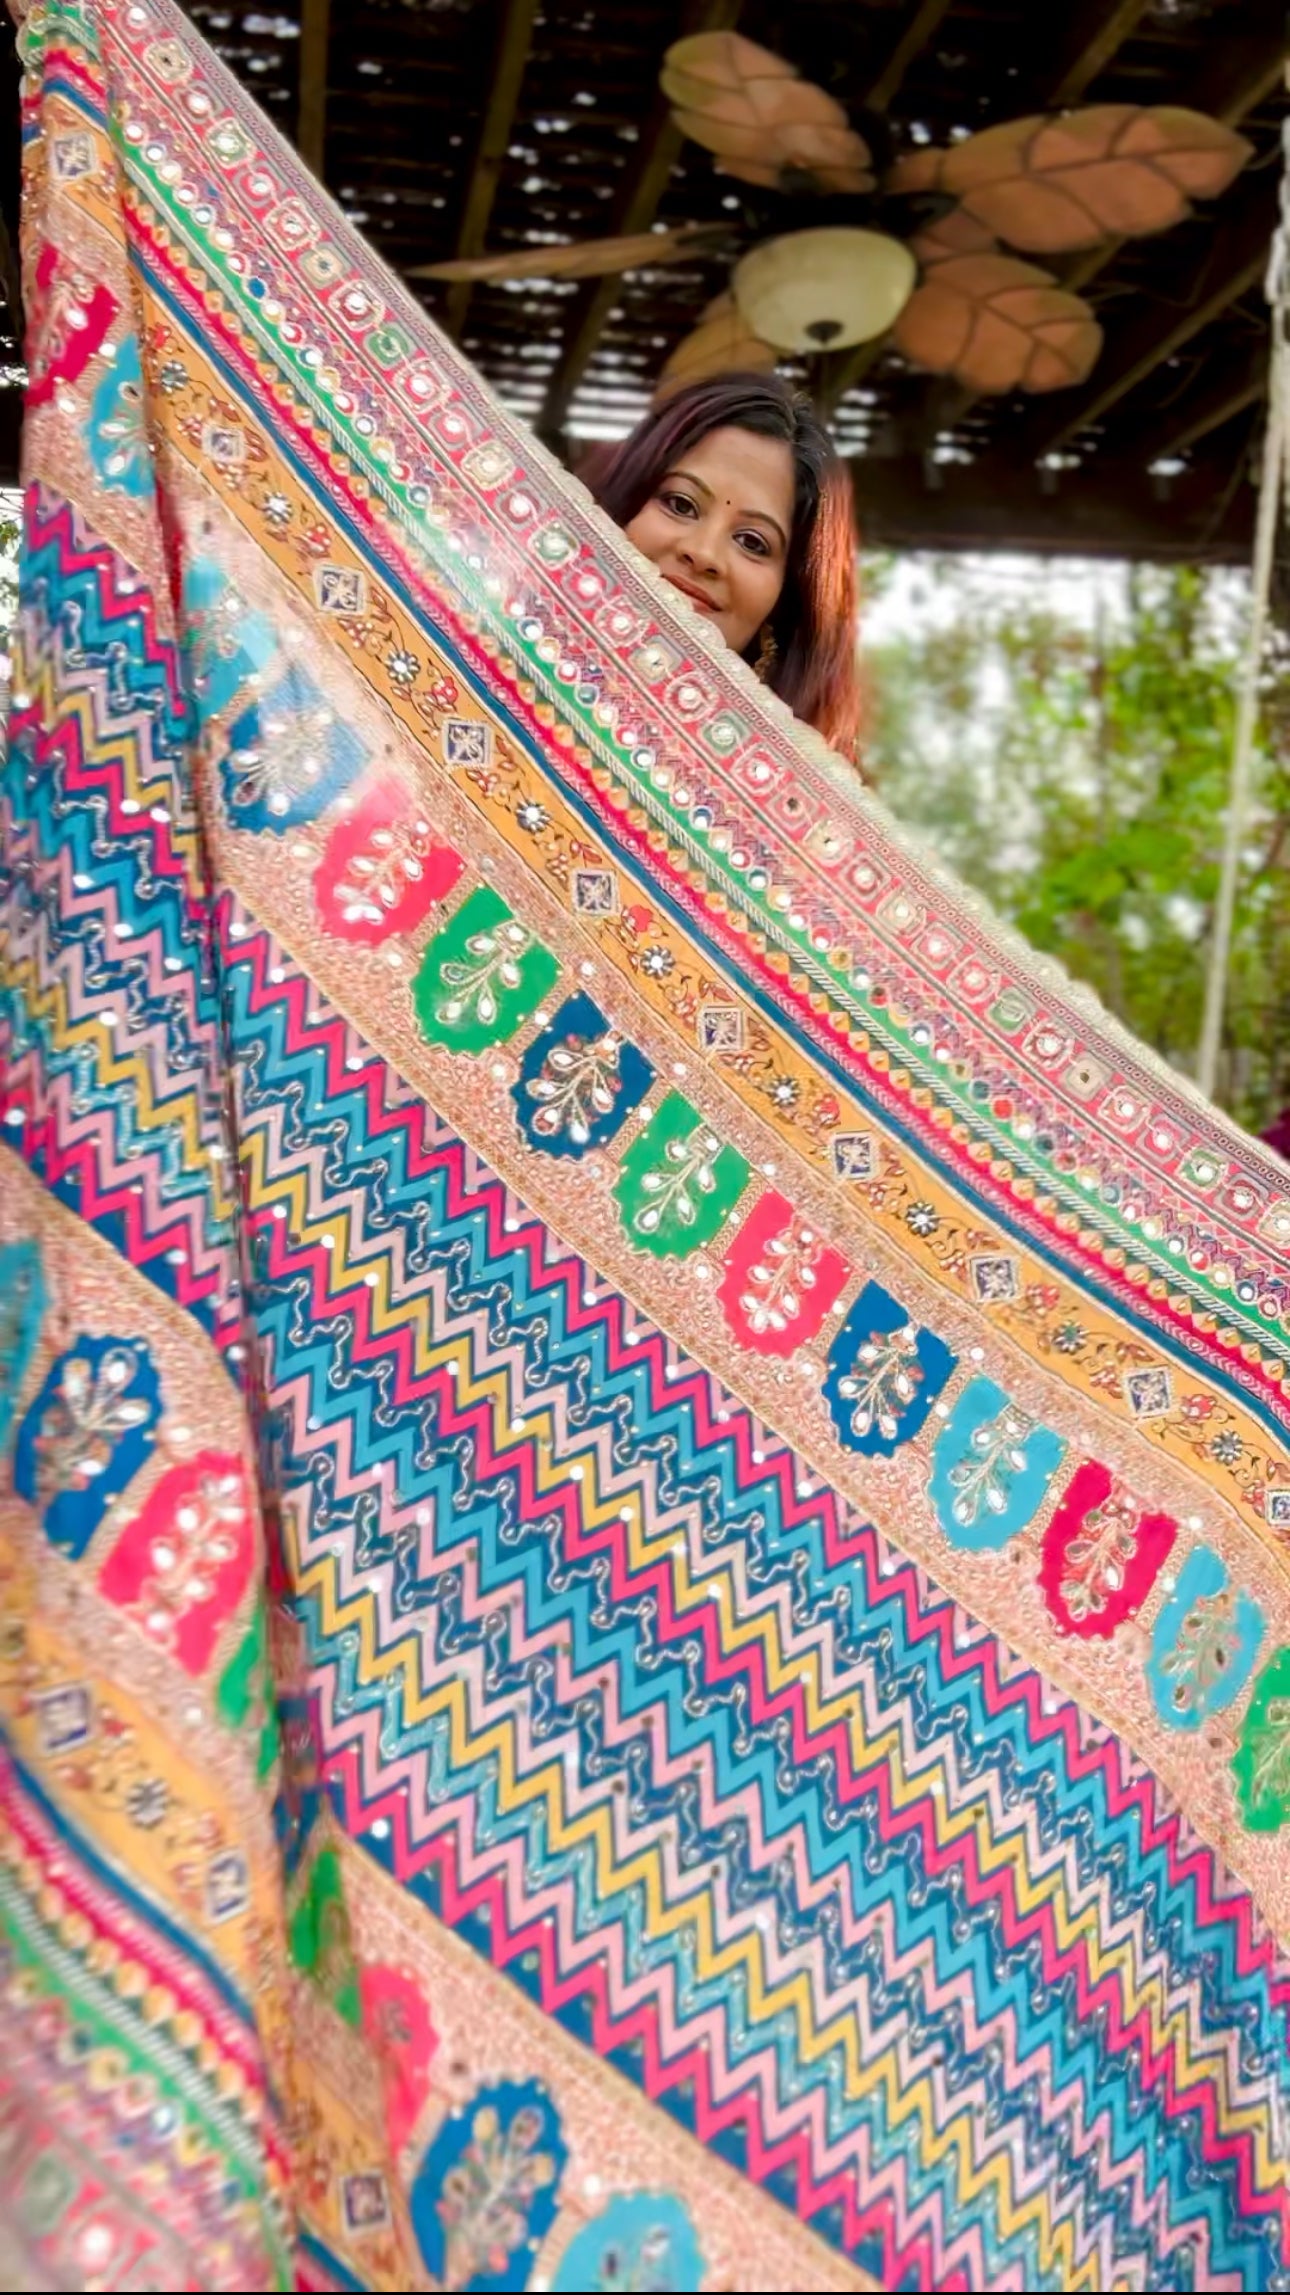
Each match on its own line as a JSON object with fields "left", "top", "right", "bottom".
{"left": 2, "top": 0, "right": 1284, "bottom": 558}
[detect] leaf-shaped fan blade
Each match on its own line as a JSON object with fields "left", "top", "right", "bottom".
{"left": 406, "top": 224, "right": 711, "bottom": 283}
{"left": 886, "top": 146, "right": 948, "bottom": 196}
{"left": 892, "top": 252, "right": 1103, "bottom": 393}
{"left": 655, "top": 292, "right": 778, "bottom": 399}
{"left": 934, "top": 105, "right": 1252, "bottom": 254}
{"left": 910, "top": 207, "right": 999, "bottom": 264}
{"left": 661, "top": 29, "right": 874, "bottom": 196}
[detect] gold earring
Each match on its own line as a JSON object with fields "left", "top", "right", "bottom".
{"left": 754, "top": 622, "right": 778, "bottom": 682}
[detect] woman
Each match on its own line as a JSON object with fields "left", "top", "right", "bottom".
{"left": 587, "top": 372, "right": 863, "bottom": 761}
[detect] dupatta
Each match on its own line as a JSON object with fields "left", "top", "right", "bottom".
{"left": 1, "top": 2, "right": 1288, "bottom": 2286}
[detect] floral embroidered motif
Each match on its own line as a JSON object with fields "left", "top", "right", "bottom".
{"left": 182, "top": 558, "right": 277, "bottom": 727}
{"left": 720, "top": 1192, "right": 849, "bottom": 1357}
{"left": 126, "top": 1777, "right": 169, "bottom": 1829}
{"left": 414, "top": 888, "right": 559, "bottom": 1054}
{"left": 637, "top": 1131, "right": 718, "bottom": 1232}
{"left": 98, "top": 1453, "right": 254, "bottom": 1674}
{"left": 513, "top": 994, "right": 652, "bottom": 1160}
{"left": 1148, "top": 1545, "right": 1263, "bottom": 1732}
{"left": 289, "top": 1845, "right": 361, "bottom": 2026}
{"left": 26, "top": 244, "right": 118, "bottom": 408}
{"left": 552, "top": 2192, "right": 703, "bottom": 2293}
{"left": 360, "top": 1964, "right": 439, "bottom": 2157}
{"left": 947, "top": 1402, "right": 1035, "bottom": 1527}
{"left": 14, "top": 1336, "right": 161, "bottom": 1557}
{"left": 826, "top": 1284, "right": 956, "bottom": 1458}
{"left": 410, "top": 2082, "right": 566, "bottom": 2292}
{"left": 1040, "top": 1461, "right": 1175, "bottom": 1640}
{"left": 216, "top": 1604, "right": 279, "bottom": 1779}
{"left": 1232, "top": 1647, "right": 1290, "bottom": 1833}
{"left": 1057, "top": 1490, "right": 1141, "bottom": 1622}
{"left": 931, "top": 1377, "right": 1065, "bottom": 1550}
{"left": 87, "top": 337, "right": 153, "bottom": 496}
{"left": 840, "top": 1325, "right": 922, "bottom": 1443}
{"left": 34, "top": 1351, "right": 152, "bottom": 1504}
{"left": 530, "top": 1033, "right": 624, "bottom": 1143}
{"left": 1160, "top": 1588, "right": 1242, "bottom": 1718}
{"left": 443, "top": 924, "right": 527, "bottom": 1025}
{"left": 314, "top": 777, "right": 463, "bottom": 945}
{"left": 613, "top": 1092, "right": 749, "bottom": 1259}
{"left": 222, "top": 665, "right": 367, "bottom": 832}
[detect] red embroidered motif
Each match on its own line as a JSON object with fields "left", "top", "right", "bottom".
{"left": 1040, "top": 1461, "right": 1176, "bottom": 1640}
{"left": 26, "top": 246, "right": 119, "bottom": 409}
{"left": 359, "top": 1964, "right": 438, "bottom": 2155}
{"left": 314, "top": 777, "right": 463, "bottom": 945}
{"left": 97, "top": 1452, "right": 254, "bottom": 1673}
{"left": 719, "top": 1189, "right": 849, "bottom": 1358}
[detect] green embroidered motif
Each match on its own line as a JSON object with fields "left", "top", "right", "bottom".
{"left": 289, "top": 1844, "right": 361, "bottom": 2026}
{"left": 1232, "top": 1645, "right": 1290, "bottom": 1833}
{"left": 216, "top": 1602, "right": 278, "bottom": 1781}
{"left": 613, "top": 1091, "right": 749, "bottom": 1260}
{"left": 413, "top": 886, "right": 558, "bottom": 1054}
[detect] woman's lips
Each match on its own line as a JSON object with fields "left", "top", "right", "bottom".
{"left": 664, "top": 575, "right": 721, "bottom": 617}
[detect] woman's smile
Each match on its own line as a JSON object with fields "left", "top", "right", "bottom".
{"left": 664, "top": 572, "right": 723, "bottom": 616}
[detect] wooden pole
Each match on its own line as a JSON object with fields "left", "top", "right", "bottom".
{"left": 297, "top": 0, "right": 330, "bottom": 181}
{"left": 446, "top": 0, "right": 542, "bottom": 341}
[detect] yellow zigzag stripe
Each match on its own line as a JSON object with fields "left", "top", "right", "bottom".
{"left": 294, "top": 1504, "right": 1281, "bottom": 2288}
{"left": 6, "top": 949, "right": 236, "bottom": 1228}
{"left": 248, "top": 1112, "right": 1282, "bottom": 2282}
{"left": 243, "top": 1134, "right": 873, "bottom": 1748}
{"left": 18, "top": 647, "right": 191, "bottom": 835}
{"left": 258, "top": 1152, "right": 1282, "bottom": 2239}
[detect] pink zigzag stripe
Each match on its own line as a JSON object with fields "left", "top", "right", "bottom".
{"left": 228, "top": 923, "right": 1290, "bottom": 2277}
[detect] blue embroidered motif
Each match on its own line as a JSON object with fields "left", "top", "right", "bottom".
{"left": 513, "top": 993, "right": 653, "bottom": 1159}
{"left": 930, "top": 1374, "right": 1066, "bottom": 1550}
{"left": 824, "top": 1281, "right": 955, "bottom": 1457}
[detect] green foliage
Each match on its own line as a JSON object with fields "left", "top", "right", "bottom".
{"left": 863, "top": 554, "right": 1290, "bottom": 1132}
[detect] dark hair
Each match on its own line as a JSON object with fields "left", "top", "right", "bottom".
{"left": 586, "top": 372, "right": 863, "bottom": 760}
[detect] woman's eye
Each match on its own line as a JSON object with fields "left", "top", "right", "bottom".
{"left": 660, "top": 490, "right": 696, "bottom": 518}
{"left": 737, "top": 529, "right": 770, "bottom": 558}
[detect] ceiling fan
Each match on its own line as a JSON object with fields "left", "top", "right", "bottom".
{"left": 407, "top": 30, "right": 1252, "bottom": 401}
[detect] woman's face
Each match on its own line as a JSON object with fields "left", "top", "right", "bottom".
{"left": 624, "top": 424, "right": 794, "bottom": 657}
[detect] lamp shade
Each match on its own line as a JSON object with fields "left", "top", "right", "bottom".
{"left": 732, "top": 227, "right": 917, "bottom": 354}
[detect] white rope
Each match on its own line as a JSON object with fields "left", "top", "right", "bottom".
{"left": 1196, "top": 103, "right": 1290, "bottom": 1101}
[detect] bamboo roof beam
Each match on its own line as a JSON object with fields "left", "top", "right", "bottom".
{"left": 910, "top": 1, "right": 1284, "bottom": 455}
{"left": 445, "top": 0, "right": 542, "bottom": 340}
{"left": 905, "top": 0, "right": 1156, "bottom": 446}
{"left": 538, "top": 0, "right": 742, "bottom": 440}
{"left": 818, "top": 0, "right": 956, "bottom": 410}
{"left": 1146, "top": 346, "right": 1268, "bottom": 461}
{"left": 297, "top": 0, "right": 330, "bottom": 179}
{"left": 865, "top": 0, "right": 955, "bottom": 113}
{"left": 1047, "top": 0, "right": 1153, "bottom": 107}
{"left": 1060, "top": 0, "right": 1287, "bottom": 301}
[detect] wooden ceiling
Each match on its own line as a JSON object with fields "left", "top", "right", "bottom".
{"left": 0, "top": 0, "right": 1285, "bottom": 558}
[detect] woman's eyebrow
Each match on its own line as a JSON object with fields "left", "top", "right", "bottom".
{"left": 668, "top": 470, "right": 788, "bottom": 551}
{"left": 667, "top": 468, "right": 713, "bottom": 499}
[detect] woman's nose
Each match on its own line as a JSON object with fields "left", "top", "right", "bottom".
{"left": 679, "top": 519, "right": 723, "bottom": 576}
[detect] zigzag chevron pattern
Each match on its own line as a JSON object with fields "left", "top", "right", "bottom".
{"left": 7, "top": 6, "right": 1290, "bottom": 2286}
{"left": 223, "top": 905, "right": 1290, "bottom": 2295}
{"left": 0, "top": 487, "right": 241, "bottom": 1342}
